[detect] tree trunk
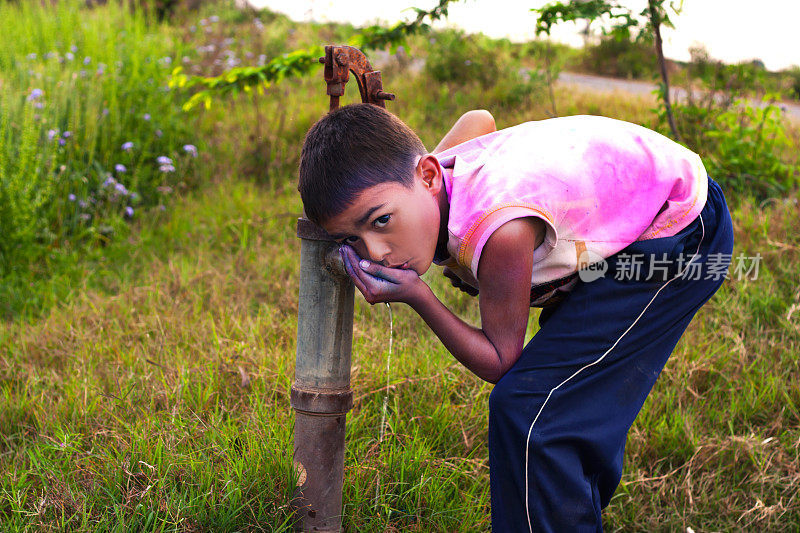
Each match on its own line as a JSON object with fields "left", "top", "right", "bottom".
{"left": 647, "top": 0, "right": 681, "bottom": 142}
{"left": 544, "top": 41, "right": 558, "bottom": 118}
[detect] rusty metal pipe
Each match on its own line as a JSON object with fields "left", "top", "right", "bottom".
{"left": 291, "top": 226, "right": 353, "bottom": 532}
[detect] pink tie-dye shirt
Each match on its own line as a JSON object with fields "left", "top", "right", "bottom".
{"left": 432, "top": 115, "right": 709, "bottom": 307}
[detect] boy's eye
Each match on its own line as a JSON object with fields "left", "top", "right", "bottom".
{"left": 343, "top": 236, "right": 359, "bottom": 244}
{"left": 374, "top": 214, "right": 390, "bottom": 228}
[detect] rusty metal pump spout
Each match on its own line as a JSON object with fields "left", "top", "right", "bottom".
{"left": 318, "top": 45, "right": 395, "bottom": 112}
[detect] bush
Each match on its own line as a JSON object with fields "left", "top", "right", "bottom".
{"left": 659, "top": 86, "right": 799, "bottom": 201}
{"left": 582, "top": 36, "right": 658, "bottom": 79}
{"left": 0, "top": 0, "right": 198, "bottom": 275}
{"left": 423, "top": 30, "right": 546, "bottom": 111}
{"left": 788, "top": 66, "right": 800, "bottom": 100}
{"left": 687, "top": 45, "right": 777, "bottom": 99}
{"left": 424, "top": 29, "right": 505, "bottom": 88}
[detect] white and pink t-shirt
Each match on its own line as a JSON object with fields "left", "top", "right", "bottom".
{"left": 432, "top": 115, "right": 709, "bottom": 307}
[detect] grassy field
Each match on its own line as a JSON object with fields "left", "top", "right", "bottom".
{"left": 1, "top": 1, "right": 799, "bottom": 531}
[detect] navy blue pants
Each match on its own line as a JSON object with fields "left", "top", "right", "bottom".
{"left": 488, "top": 176, "right": 734, "bottom": 532}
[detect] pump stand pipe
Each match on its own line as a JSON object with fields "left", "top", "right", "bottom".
{"left": 290, "top": 45, "right": 394, "bottom": 532}
{"left": 291, "top": 220, "right": 353, "bottom": 532}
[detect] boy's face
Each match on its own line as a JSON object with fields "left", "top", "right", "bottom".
{"left": 321, "top": 155, "right": 444, "bottom": 276}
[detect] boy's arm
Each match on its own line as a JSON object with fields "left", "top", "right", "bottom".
{"left": 409, "top": 218, "right": 542, "bottom": 383}
{"left": 432, "top": 110, "right": 496, "bottom": 154}
{"left": 342, "top": 217, "right": 544, "bottom": 383}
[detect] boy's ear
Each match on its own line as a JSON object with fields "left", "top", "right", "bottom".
{"left": 417, "top": 154, "right": 443, "bottom": 193}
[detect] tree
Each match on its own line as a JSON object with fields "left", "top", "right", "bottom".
{"left": 532, "top": 0, "right": 683, "bottom": 141}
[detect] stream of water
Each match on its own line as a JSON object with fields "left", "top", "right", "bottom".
{"left": 375, "top": 302, "right": 393, "bottom": 505}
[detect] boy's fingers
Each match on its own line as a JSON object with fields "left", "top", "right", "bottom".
{"left": 341, "top": 247, "right": 378, "bottom": 289}
{"left": 340, "top": 248, "right": 371, "bottom": 296}
{"left": 357, "top": 259, "right": 396, "bottom": 283}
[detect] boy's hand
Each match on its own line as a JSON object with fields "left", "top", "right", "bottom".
{"left": 340, "top": 245, "right": 427, "bottom": 306}
{"left": 443, "top": 267, "right": 479, "bottom": 297}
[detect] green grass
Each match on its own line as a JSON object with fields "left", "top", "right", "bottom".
{"left": 1, "top": 1, "right": 799, "bottom": 530}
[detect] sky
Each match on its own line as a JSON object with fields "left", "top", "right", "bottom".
{"left": 249, "top": 0, "right": 800, "bottom": 71}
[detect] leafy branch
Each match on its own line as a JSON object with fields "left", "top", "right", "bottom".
{"left": 350, "top": 0, "right": 456, "bottom": 52}
{"left": 168, "top": 47, "right": 323, "bottom": 111}
{"left": 533, "top": 1, "right": 636, "bottom": 39}
{"left": 170, "top": 0, "right": 457, "bottom": 110}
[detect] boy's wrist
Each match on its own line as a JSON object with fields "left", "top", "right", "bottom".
{"left": 406, "top": 278, "right": 434, "bottom": 309}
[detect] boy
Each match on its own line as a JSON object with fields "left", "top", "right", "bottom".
{"left": 298, "top": 103, "right": 734, "bottom": 531}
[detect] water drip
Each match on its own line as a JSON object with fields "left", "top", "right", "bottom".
{"left": 375, "top": 302, "right": 393, "bottom": 504}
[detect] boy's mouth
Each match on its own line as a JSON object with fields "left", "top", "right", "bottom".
{"left": 388, "top": 261, "right": 409, "bottom": 269}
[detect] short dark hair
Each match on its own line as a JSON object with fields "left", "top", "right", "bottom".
{"left": 298, "top": 103, "right": 427, "bottom": 224}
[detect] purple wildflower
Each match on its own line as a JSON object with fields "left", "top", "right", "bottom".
{"left": 78, "top": 199, "right": 88, "bottom": 208}
{"left": 121, "top": 141, "right": 134, "bottom": 151}
{"left": 156, "top": 156, "right": 173, "bottom": 165}
{"left": 68, "top": 193, "right": 76, "bottom": 201}
{"left": 124, "top": 206, "right": 134, "bottom": 217}
{"left": 33, "top": 102, "right": 44, "bottom": 109}
{"left": 83, "top": 56, "right": 91, "bottom": 65}
{"left": 102, "top": 108, "right": 109, "bottom": 117}
{"left": 159, "top": 164, "right": 176, "bottom": 173}
{"left": 115, "top": 182, "right": 129, "bottom": 195}
{"left": 70, "top": 44, "right": 78, "bottom": 53}
{"left": 27, "top": 88, "right": 43, "bottom": 101}
{"left": 115, "top": 164, "right": 127, "bottom": 173}
{"left": 143, "top": 113, "right": 151, "bottom": 121}
{"left": 158, "top": 205, "right": 166, "bottom": 211}
{"left": 209, "top": 15, "right": 219, "bottom": 23}
{"left": 27, "top": 53, "right": 37, "bottom": 60}
{"left": 79, "top": 213, "right": 91, "bottom": 221}
{"left": 65, "top": 52, "right": 74, "bottom": 61}
{"left": 62, "top": 131, "right": 72, "bottom": 138}
{"left": 103, "top": 176, "right": 116, "bottom": 187}
{"left": 182, "top": 144, "right": 198, "bottom": 157}
{"left": 154, "top": 129, "right": 163, "bottom": 138}
{"left": 157, "top": 185, "right": 173, "bottom": 194}
{"left": 59, "top": 139, "right": 66, "bottom": 147}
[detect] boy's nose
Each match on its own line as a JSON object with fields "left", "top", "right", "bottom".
{"left": 363, "top": 238, "right": 391, "bottom": 264}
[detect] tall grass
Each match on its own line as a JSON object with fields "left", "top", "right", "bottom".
{"left": 0, "top": 0, "right": 198, "bottom": 297}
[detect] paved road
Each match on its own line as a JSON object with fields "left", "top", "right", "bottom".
{"left": 371, "top": 51, "right": 800, "bottom": 122}
{"left": 558, "top": 71, "right": 800, "bottom": 122}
